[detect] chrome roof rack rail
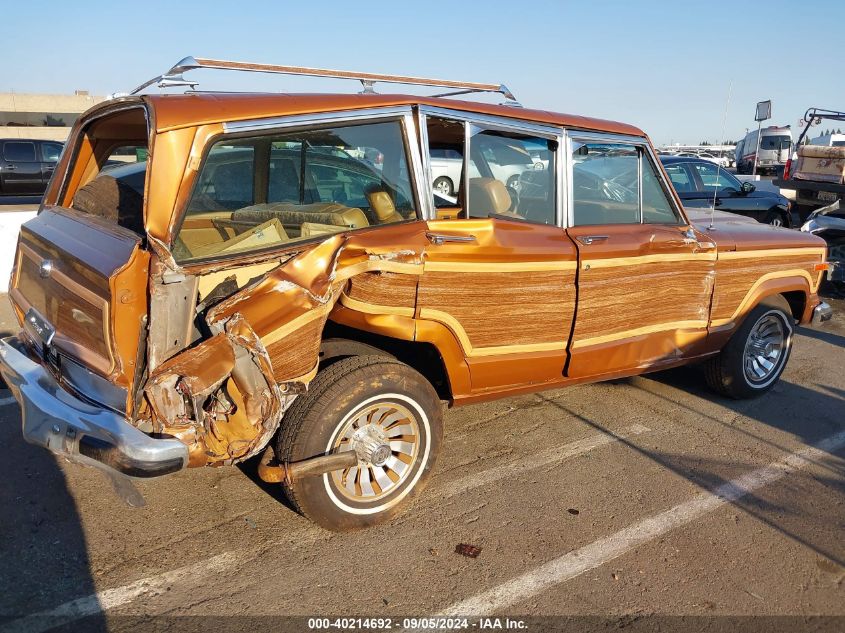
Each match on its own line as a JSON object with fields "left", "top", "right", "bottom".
{"left": 129, "top": 56, "right": 518, "bottom": 102}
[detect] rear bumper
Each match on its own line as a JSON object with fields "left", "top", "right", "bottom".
{"left": 0, "top": 336, "right": 187, "bottom": 478}
{"left": 810, "top": 302, "right": 833, "bottom": 326}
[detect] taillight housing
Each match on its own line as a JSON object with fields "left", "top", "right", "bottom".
{"left": 783, "top": 158, "right": 792, "bottom": 180}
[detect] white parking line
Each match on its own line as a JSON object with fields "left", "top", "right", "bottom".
{"left": 0, "top": 423, "right": 650, "bottom": 627}
{"left": 0, "top": 551, "right": 239, "bottom": 633}
{"left": 433, "top": 423, "right": 650, "bottom": 500}
{"left": 0, "top": 396, "right": 17, "bottom": 407}
{"left": 441, "top": 428, "right": 845, "bottom": 616}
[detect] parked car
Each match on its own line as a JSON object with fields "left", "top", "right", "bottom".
{"left": 0, "top": 57, "right": 831, "bottom": 532}
{"left": 0, "top": 139, "right": 63, "bottom": 195}
{"left": 661, "top": 156, "right": 793, "bottom": 227}
{"left": 429, "top": 142, "right": 537, "bottom": 197}
{"left": 735, "top": 126, "right": 792, "bottom": 174}
{"left": 673, "top": 151, "right": 730, "bottom": 168}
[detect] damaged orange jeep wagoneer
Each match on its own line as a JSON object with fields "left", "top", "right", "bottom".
{"left": 0, "top": 58, "right": 833, "bottom": 530}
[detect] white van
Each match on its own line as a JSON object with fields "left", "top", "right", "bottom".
{"left": 809, "top": 132, "right": 845, "bottom": 147}
{"left": 735, "top": 126, "right": 792, "bottom": 174}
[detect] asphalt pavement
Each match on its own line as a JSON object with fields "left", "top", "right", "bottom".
{"left": 0, "top": 293, "right": 843, "bottom": 632}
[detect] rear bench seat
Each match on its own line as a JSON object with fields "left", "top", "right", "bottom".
{"left": 233, "top": 202, "right": 369, "bottom": 235}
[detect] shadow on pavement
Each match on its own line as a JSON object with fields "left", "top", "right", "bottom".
{"left": 538, "top": 363, "right": 845, "bottom": 569}
{"left": 0, "top": 400, "right": 107, "bottom": 631}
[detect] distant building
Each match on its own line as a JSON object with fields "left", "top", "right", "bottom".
{"left": 0, "top": 91, "right": 105, "bottom": 141}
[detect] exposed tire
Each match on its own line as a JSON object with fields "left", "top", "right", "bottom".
{"left": 433, "top": 176, "right": 454, "bottom": 196}
{"left": 704, "top": 295, "right": 794, "bottom": 399}
{"left": 275, "top": 355, "right": 442, "bottom": 531}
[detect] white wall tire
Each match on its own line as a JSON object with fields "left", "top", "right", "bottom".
{"left": 275, "top": 356, "right": 442, "bottom": 531}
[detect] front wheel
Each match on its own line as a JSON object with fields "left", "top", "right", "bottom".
{"left": 275, "top": 355, "right": 442, "bottom": 531}
{"left": 705, "top": 296, "right": 794, "bottom": 399}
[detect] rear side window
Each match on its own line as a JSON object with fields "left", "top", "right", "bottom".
{"left": 175, "top": 119, "right": 417, "bottom": 262}
{"left": 3, "top": 142, "right": 36, "bottom": 162}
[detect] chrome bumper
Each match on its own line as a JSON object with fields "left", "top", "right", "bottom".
{"left": 811, "top": 302, "right": 833, "bottom": 326}
{"left": 0, "top": 336, "right": 187, "bottom": 478}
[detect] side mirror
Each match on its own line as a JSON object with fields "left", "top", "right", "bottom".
{"left": 741, "top": 181, "right": 756, "bottom": 194}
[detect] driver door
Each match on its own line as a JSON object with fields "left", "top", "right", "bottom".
{"left": 565, "top": 139, "right": 717, "bottom": 379}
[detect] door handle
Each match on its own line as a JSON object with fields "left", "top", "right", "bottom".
{"left": 575, "top": 235, "right": 609, "bottom": 245}
{"left": 426, "top": 232, "right": 476, "bottom": 245}
{"left": 4, "top": 165, "right": 17, "bottom": 170}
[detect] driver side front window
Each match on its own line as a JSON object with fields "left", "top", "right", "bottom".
{"left": 571, "top": 142, "right": 680, "bottom": 226}
{"left": 572, "top": 143, "right": 639, "bottom": 225}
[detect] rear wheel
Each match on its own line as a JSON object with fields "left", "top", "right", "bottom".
{"left": 275, "top": 355, "right": 442, "bottom": 531}
{"left": 433, "top": 176, "right": 454, "bottom": 196}
{"left": 705, "top": 296, "right": 794, "bottom": 399}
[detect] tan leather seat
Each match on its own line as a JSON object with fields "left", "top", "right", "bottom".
{"left": 365, "top": 190, "right": 404, "bottom": 224}
{"left": 234, "top": 202, "right": 369, "bottom": 229}
{"left": 467, "top": 178, "right": 513, "bottom": 217}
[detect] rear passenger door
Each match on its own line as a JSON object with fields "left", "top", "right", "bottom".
{"left": 417, "top": 111, "right": 577, "bottom": 393}
{"left": 1, "top": 141, "right": 42, "bottom": 193}
{"left": 565, "top": 136, "right": 717, "bottom": 379}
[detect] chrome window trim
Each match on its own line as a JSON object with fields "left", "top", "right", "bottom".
{"left": 418, "top": 105, "right": 561, "bottom": 137}
{"left": 565, "top": 131, "right": 687, "bottom": 227}
{"left": 222, "top": 106, "right": 415, "bottom": 133}
{"left": 400, "top": 111, "right": 429, "bottom": 223}
{"left": 415, "top": 108, "right": 435, "bottom": 221}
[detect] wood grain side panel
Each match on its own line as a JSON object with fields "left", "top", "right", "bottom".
{"left": 417, "top": 270, "right": 575, "bottom": 348}
{"left": 346, "top": 271, "right": 418, "bottom": 309}
{"left": 711, "top": 254, "right": 822, "bottom": 322}
{"left": 266, "top": 316, "right": 324, "bottom": 382}
{"left": 573, "top": 260, "right": 714, "bottom": 343}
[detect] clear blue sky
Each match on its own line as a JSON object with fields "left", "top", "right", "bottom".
{"left": 3, "top": 0, "right": 843, "bottom": 145}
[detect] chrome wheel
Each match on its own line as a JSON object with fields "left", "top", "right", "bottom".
{"left": 743, "top": 311, "right": 790, "bottom": 385}
{"left": 329, "top": 401, "right": 420, "bottom": 502}
{"left": 433, "top": 177, "right": 453, "bottom": 196}
{"left": 769, "top": 216, "right": 783, "bottom": 227}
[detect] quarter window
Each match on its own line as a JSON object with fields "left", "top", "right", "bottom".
{"left": 176, "top": 119, "right": 417, "bottom": 262}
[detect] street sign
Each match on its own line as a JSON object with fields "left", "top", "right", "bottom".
{"left": 755, "top": 100, "right": 772, "bottom": 122}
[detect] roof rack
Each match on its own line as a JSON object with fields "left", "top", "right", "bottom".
{"left": 129, "top": 56, "right": 517, "bottom": 102}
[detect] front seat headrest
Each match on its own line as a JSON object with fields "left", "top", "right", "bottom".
{"left": 468, "top": 178, "right": 512, "bottom": 217}
{"left": 365, "top": 190, "right": 403, "bottom": 223}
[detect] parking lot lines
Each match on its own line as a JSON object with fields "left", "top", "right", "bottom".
{"left": 0, "top": 419, "right": 652, "bottom": 627}
{"left": 431, "top": 423, "right": 650, "bottom": 500}
{"left": 440, "top": 428, "right": 845, "bottom": 616}
{"left": 0, "top": 551, "right": 239, "bottom": 633}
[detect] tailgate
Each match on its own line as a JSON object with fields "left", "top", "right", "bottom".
{"left": 9, "top": 207, "right": 149, "bottom": 388}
